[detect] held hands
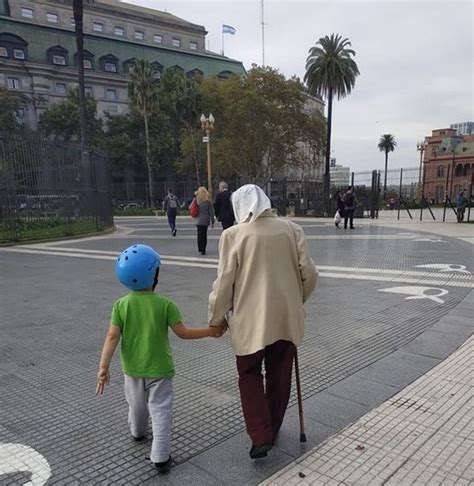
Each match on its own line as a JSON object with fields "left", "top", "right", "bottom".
{"left": 95, "top": 367, "right": 110, "bottom": 395}
{"left": 208, "top": 323, "right": 228, "bottom": 338}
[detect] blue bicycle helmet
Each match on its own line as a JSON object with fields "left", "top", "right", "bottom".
{"left": 115, "top": 244, "right": 161, "bottom": 291}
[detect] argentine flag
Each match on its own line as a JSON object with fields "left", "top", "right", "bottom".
{"left": 222, "top": 24, "right": 236, "bottom": 35}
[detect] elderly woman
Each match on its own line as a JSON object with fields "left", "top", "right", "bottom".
{"left": 194, "top": 186, "right": 215, "bottom": 255}
{"left": 208, "top": 184, "right": 318, "bottom": 459}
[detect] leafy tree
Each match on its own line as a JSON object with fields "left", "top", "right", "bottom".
{"left": 378, "top": 133, "right": 397, "bottom": 193}
{"left": 128, "top": 59, "right": 159, "bottom": 208}
{"left": 305, "top": 33, "right": 360, "bottom": 211}
{"left": 179, "top": 66, "right": 326, "bottom": 186}
{"left": 0, "top": 87, "right": 22, "bottom": 131}
{"left": 38, "top": 88, "right": 101, "bottom": 143}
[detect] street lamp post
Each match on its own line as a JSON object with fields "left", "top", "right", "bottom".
{"left": 416, "top": 140, "right": 427, "bottom": 204}
{"left": 200, "top": 113, "right": 215, "bottom": 199}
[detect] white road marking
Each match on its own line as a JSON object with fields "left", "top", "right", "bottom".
{"left": 415, "top": 263, "right": 471, "bottom": 275}
{"left": 378, "top": 286, "right": 449, "bottom": 304}
{"left": 2, "top": 247, "right": 473, "bottom": 288}
{"left": 0, "top": 443, "right": 51, "bottom": 486}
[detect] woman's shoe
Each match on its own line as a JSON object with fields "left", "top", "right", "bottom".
{"left": 249, "top": 443, "right": 272, "bottom": 459}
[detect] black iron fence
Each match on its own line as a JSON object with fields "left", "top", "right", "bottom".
{"left": 0, "top": 135, "right": 113, "bottom": 243}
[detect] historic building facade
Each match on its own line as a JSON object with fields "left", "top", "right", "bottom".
{"left": 0, "top": 0, "right": 245, "bottom": 128}
{"left": 422, "top": 128, "right": 474, "bottom": 204}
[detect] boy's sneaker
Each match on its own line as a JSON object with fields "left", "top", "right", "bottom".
{"left": 132, "top": 435, "right": 145, "bottom": 442}
{"left": 155, "top": 456, "right": 172, "bottom": 474}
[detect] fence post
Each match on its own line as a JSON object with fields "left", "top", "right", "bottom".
{"left": 397, "top": 168, "right": 403, "bottom": 220}
{"left": 351, "top": 172, "right": 355, "bottom": 188}
{"left": 442, "top": 165, "right": 450, "bottom": 222}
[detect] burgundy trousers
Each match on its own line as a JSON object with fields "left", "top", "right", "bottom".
{"left": 236, "top": 340, "right": 295, "bottom": 445}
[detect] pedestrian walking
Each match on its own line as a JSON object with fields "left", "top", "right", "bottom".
{"left": 214, "top": 181, "right": 235, "bottom": 230}
{"left": 334, "top": 190, "right": 345, "bottom": 229}
{"left": 96, "top": 244, "right": 225, "bottom": 473}
{"left": 455, "top": 192, "right": 467, "bottom": 223}
{"left": 343, "top": 186, "right": 357, "bottom": 229}
{"left": 208, "top": 184, "right": 318, "bottom": 459}
{"left": 194, "top": 186, "right": 215, "bottom": 255}
{"left": 163, "top": 189, "right": 179, "bottom": 237}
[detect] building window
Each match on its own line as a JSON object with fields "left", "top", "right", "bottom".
{"left": 172, "top": 38, "right": 181, "bottom": 48}
{"left": 85, "top": 86, "right": 93, "bottom": 96}
{"left": 154, "top": 34, "right": 163, "bottom": 44}
{"left": 134, "top": 31, "right": 144, "bottom": 41}
{"left": 0, "top": 47, "right": 8, "bottom": 57}
{"left": 190, "top": 41, "right": 198, "bottom": 50}
{"left": 55, "top": 83, "right": 67, "bottom": 95}
{"left": 52, "top": 54, "right": 66, "bottom": 65}
{"left": 83, "top": 59, "right": 92, "bottom": 69}
{"left": 104, "top": 62, "right": 117, "bottom": 73}
{"left": 7, "top": 77, "right": 20, "bottom": 89}
{"left": 47, "top": 13, "right": 58, "bottom": 23}
{"left": 21, "top": 7, "right": 33, "bottom": 19}
{"left": 437, "top": 166, "right": 445, "bottom": 178}
{"left": 93, "top": 22, "right": 103, "bottom": 33}
{"left": 106, "top": 88, "right": 117, "bottom": 101}
{"left": 114, "top": 26, "right": 124, "bottom": 37}
{"left": 13, "top": 49, "right": 25, "bottom": 60}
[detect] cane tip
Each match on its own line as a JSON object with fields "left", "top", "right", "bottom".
{"left": 300, "top": 433, "right": 307, "bottom": 443}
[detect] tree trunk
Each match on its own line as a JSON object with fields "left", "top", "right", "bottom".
{"left": 143, "top": 111, "right": 155, "bottom": 209}
{"left": 383, "top": 151, "right": 388, "bottom": 194}
{"left": 324, "top": 88, "right": 333, "bottom": 215}
{"left": 73, "top": 0, "right": 86, "bottom": 149}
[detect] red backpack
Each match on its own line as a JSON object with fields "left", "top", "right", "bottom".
{"left": 189, "top": 198, "right": 199, "bottom": 218}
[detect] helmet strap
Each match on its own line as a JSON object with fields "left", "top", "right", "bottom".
{"left": 152, "top": 267, "right": 160, "bottom": 291}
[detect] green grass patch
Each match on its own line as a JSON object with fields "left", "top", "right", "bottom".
{"left": 113, "top": 207, "right": 155, "bottom": 216}
{"left": 0, "top": 218, "right": 111, "bottom": 243}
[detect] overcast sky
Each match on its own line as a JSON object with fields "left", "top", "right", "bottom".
{"left": 126, "top": 0, "right": 473, "bottom": 172}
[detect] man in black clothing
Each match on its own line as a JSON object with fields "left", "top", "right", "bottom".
{"left": 343, "top": 186, "right": 357, "bottom": 230}
{"left": 214, "top": 181, "right": 235, "bottom": 230}
{"left": 163, "top": 188, "right": 179, "bottom": 236}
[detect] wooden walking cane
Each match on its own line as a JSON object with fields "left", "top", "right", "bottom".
{"left": 294, "top": 348, "right": 307, "bottom": 442}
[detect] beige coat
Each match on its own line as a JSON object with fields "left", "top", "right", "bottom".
{"left": 208, "top": 212, "right": 318, "bottom": 356}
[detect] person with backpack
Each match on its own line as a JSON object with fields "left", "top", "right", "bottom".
{"left": 163, "top": 189, "right": 180, "bottom": 237}
{"left": 343, "top": 186, "right": 357, "bottom": 230}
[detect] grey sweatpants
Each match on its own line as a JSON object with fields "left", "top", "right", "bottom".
{"left": 124, "top": 375, "right": 173, "bottom": 463}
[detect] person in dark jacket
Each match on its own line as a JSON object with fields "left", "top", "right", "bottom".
{"left": 343, "top": 186, "right": 357, "bottom": 230}
{"left": 195, "top": 186, "right": 215, "bottom": 255}
{"left": 214, "top": 181, "right": 235, "bottom": 230}
{"left": 163, "top": 189, "right": 179, "bottom": 236}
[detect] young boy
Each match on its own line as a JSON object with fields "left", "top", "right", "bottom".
{"left": 96, "top": 244, "right": 225, "bottom": 473}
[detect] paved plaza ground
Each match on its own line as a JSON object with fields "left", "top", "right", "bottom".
{"left": 0, "top": 215, "right": 472, "bottom": 485}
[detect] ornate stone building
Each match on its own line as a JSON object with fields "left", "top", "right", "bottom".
{"left": 0, "top": 0, "right": 245, "bottom": 128}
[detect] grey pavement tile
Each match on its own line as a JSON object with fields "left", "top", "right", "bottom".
{"left": 430, "top": 321, "right": 473, "bottom": 337}
{"left": 401, "top": 331, "right": 468, "bottom": 359}
{"left": 189, "top": 432, "right": 294, "bottom": 485}
{"left": 436, "top": 314, "right": 474, "bottom": 328}
{"left": 376, "top": 350, "right": 442, "bottom": 373}
{"left": 273, "top": 406, "right": 337, "bottom": 458}
{"left": 351, "top": 361, "right": 424, "bottom": 389}
{"left": 324, "top": 375, "right": 400, "bottom": 407}
{"left": 447, "top": 307, "right": 473, "bottom": 319}
{"left": 142, "top": 462, "right": 223, "bottom": 485}
{"left": 303, "top": 392, "right": 370, "bottom": 430}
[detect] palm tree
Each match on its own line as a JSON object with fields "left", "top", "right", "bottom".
{"left": 128, "top": 60, "right": 159, "bottom": 208}
{"left": 72, "top": 0, "right": 86, "bottom": 149}
{"left": 304, "top": 34, "right": 359, "bottom": 213}
{"left": 378, "top": 134, "right": 397, "bottom": 194}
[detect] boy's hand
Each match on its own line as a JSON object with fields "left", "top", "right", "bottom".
{"left": 96, "top": 368, "right": 110, "bottom": 395}
{"left": 208, "top": 324, "right": 227, "bottom": 338}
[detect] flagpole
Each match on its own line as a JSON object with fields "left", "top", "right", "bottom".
{"left": 261, "top": 0, "right": 265, "bottom": 66}
{"left": 222, "top": 22, "right": 224, "bottom": 55}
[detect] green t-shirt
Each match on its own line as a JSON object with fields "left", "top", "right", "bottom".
{"left": 110, "top": 291, "right": 182, "bottom": 378}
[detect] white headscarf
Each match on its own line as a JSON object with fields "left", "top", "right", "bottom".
{"left": 231, "top": 184, "right": 271, "bottom": 224}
